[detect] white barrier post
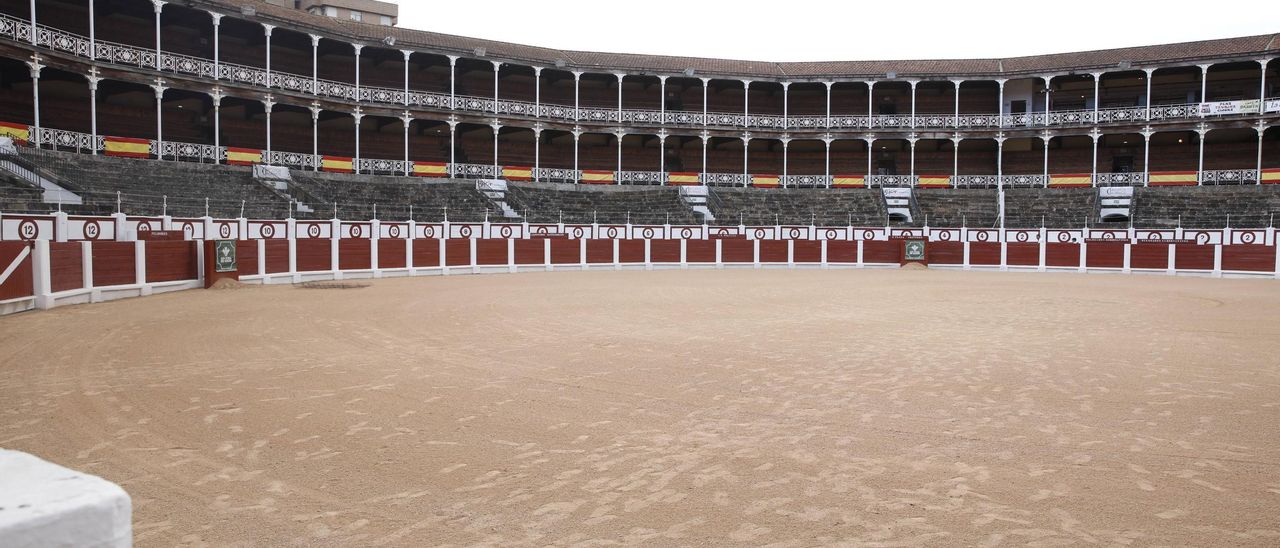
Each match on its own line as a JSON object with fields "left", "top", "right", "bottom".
{"left": 507, "top": 238, "right": 516, "bottom": 273}
{"left": 753, "top": 238, "right": 761, "bottom": 268}
{"left": 544, "top": 238, "right": 552, "bottom": 271}
{"left": 135, "top": 240, "right": 149, "bottom": 296}
{"left": 31, "top": 239, "right": 52, "bottom": 309}
{"left": 580, "top": 237, "right": 587, "bottom": 269}
{"left": 81, "top": 241, "right": 94, "bottom": 296}
{"left": 856, "top": 239, "right": 864, "bottom": 268}
{"left": 1213, "top": 243, "right": 1223, "bottom": 278}
{"left": 1167, "top": 243, "right": 1176, "bottom": 276}
{"left": 1122, "top": 242, "right": 1131, "bottom": 274}
{"left": 470, "top": 236, "right": 478, "bottom": 274}
{"left": 1079, "top": 236, "right": 1088, "bottom": 273}
{"left": 820, "top": 239, "right": 828, "bottom": 269}
{"left": 330, "top": 218, "right": 342, "bottom": 280}
{"left": 680, "top": 238, "right": 687, "bottom": 269}
{"left": 787, "top": 239, "right": 795, "bottom": 267}
{"left": 999, "top": 227, "right": 1008, "bottom": 271}
{"left": 54, "top": 211, "right": 68, "bottom": 242}
{"left": 644, "top": 238, "right": 652, "bottom": 270}
{"left": 287, "top": 218, "right": 298, "bottom": 283}
{"left": 613, "top": 238, "right": 620, "bottom": 270}
{"left": 370, "top": 218, "right": 380, "bottom": 278}
{"left": 715, "top": 238, "right": 723, "bottom": 268}
{"left": 1038, "top": 227, "right": 1047, "bottom": 272}
{"left": 256, "top": 239, "right": 265, "bottom": 280}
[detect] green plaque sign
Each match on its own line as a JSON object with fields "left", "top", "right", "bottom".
{"left": 214, "top": 240, "right": 237, "bottom": 273}
{"left": 904, "top": 239, "right": 926, "bottom": 261}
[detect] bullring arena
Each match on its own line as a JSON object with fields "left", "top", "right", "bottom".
{"left": 1, "top": 0, "right": 1280, "bottom": 545}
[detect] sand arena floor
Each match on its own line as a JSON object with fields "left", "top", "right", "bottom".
{"left": 2, "top": 269, "right": 1280, "bottom": 546}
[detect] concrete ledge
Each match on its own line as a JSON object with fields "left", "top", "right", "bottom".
{"left": 0, "top": 449, "right": 131, "bottom": 548}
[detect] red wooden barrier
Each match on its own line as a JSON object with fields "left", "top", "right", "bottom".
{"left": 377, "top": 239, "right": 407, "bottom": 269}
{"left": 49, "top": 242, "right": 83, "bottom": 293}
{"left": 685, "top": 239, "right": 715, "bottom": 263}
{"left": 967, "top": 242, "right": 1000, "bottom": 266}
{"left": 863, "top": 240, "right": 901, "bottom": 264}
{"left": 826, "top": 241, "right": 857, "bottom": 263}
{"left": 649, "top": 239, "right": 680, "bottom": 263}
{"left": 1045, "top": 243, "right": 1080, "bottom": 267}
{"left": 585, "top": 239, "right": 613, "bottom": 263}
{"left": 759, "top": 239, "right": 787, "bottom": 262}
{"left": 618, "top": 239, "right": 646, "bottom": 263}
{"left": 338, "top": 239, "right": 372, "bottom": 270}
{"left": 145, "top": 241, "right": 198, "bottom": 283}
{"left": 550, "top": 238, "right": 580, "bottom": 264}
{"left": 793, "top": 240, "right": 821, "bottom": 263}
{"left": 475, "top": 238, "right": 508, "bottom": 266}
{"left": 1006, "top": 243, "right": 1039, "bottom": 267}
{"left": 412, "top": 238, "right": 440, "bottom": 268}
{"left": 1174, "top": 243, "right": 1215, "bottom": 271}
{"left": 0, "top": 242, "right": 33, "bottom": 300}
{"left": 928, "top": 241, "right": 964, "bottom": 265}
{"left": 236, "top": 241, "right": 260, "bottom": 276}
{"left": 295, "top": 239, "right": 331, "bottom": 272}
{"left": 91, "top": 241, "right": 136, "bottom": 287}
{"left": 1130, "top": 243, "right": 1168, "bottom": 270}
{"left": 1221, "top": 245, "right": 1275, "bottom": 272}
{"left": 444, "top": 239, "right": 471, "bottom": 267}
{"left": 513, "top": 239, "right": 543, "bottom": 265}
{"left": 1085, "top": 241, "right": 1124, "bottom": 268}
{"left": 264, "top": 240, "right": 289, "bottom": 273}
{"left": 721, "top": 239, "right": 755, "bottom": 263}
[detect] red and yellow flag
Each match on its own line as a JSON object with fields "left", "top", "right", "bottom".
{"left": 322, "top": 156, "right": 354, "bottom": 173}
{"left": 832, "top": 175, "right": 865, "bottom": 188}
{"left": 918, "top": 175, "right": 950, "bottom": 188}
{"left": 0, "top": 121, "right": 30, "bottom": 144}
{"left": 225, "top": 147, "right": 261, "bottom": 166}
{"left": 580, "top": 170, "right": 614, "bottom": 184}
{"left": 668, "top": 172, "right": 700, "bottom": 186}
{"left": 104, "top": 136, "right": 151, "bottom": 158}
{"left": 751, "top": 174, "right": 780, "bottom": 188}
{"left": 502, "top": 166, "right": 533, "bottom": 181}
{"left": 1049, "top": 173, "right": 1092, "bottom": 187}
{"left": 1148, "top": 171, "right": 1198, "bottom": 186}
{"left": 1262, "top": 169, "right": 1280, "bottom": 185}
{"left": 412, "top": 161, "right": 448, "bottom": 177}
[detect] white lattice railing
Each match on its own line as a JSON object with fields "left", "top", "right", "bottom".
{"left": 532, "top": 167, "right": 580, "bottom": 183}
{"left": 1200, "top": 169, "right": 1258, "bottom": 185}
{"left": 781, "top": 175, "right": 832, "bottom": 188}
{"left": 34, "top": 127, "right": 101, "bottom": 151}
{"left": 448, "top": 163, "right": 499, "bottom": 178}
{"left": 155, "top": 140, "right": 222, "bottom": 162}
{"left": 1001, "top": 174, "right": 1049, "bottom": 187}
{"left": 357, "top": 157, "right": 409, "bottom": 174}
{"left": 870, "top": 115, "right": 911, "bottom": 129}
{"left": 265, "top": 150, "right": 317, "bottom": 170}
{"left": 701, "top": 173, "right": 748, "bottom": 187}
{"left": 866, "top": 175, "right": 917, "bottom": 187}
{"left": 616, "top": 171, "right": 666, "bottom": 185}
{"left": 951, "top": 175, "right": 999, "bottom": 188}
{"left": 1093, "top": 172, "right": 1147, "bottom": 186}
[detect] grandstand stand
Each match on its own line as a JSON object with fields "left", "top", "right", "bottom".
{"left": 914, "top": 189, "right": 1000, "bottom": 227}
{"left": 287, "top": 171, "right": 501, "bottom": 221}
{"left": 1133, "top": 186, "right": 1280, "bottom": 228}
{"left": 1002, "top": 188, "right": 1098, "bottom": 228}
{"left": 706, "top": 188, "right": 887, "bottom": 226}
{"left": 503, "top": 182, "right": 699, "bottom": 225}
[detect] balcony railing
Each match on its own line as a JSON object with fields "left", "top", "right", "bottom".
{"left": 1200, "top": 169, "right": 1258, "bottom": 185}
{"left": 3, "top": 12, "right": 1275, "bottom": 137}
{"left": 617, "top": 171, "right": 667, "bottom": 185}
{"left": 781, "top": 175, "right": 833, "bottom": 188}
{"left": 1093, "top": 172, "right": 1147, "bottom": 186}
{"left": 951, "top": 175, "right": 999, "bottom": 188}
{"left": 866, "top": 175, "right": 917, "bottom": 187}
{"left": 1001, "top": 174, "right": 1048, "bottom": 187}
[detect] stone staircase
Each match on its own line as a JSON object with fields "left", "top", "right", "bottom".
{"left": 476, "top": 179, "right": 522, "bottom": 219}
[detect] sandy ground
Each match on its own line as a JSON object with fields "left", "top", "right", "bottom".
{"left": 2, "top": 268, "right": 1280, "bottom": 547}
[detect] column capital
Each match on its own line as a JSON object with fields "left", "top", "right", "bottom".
{"left": 491, "top": 60, "right": 502, "bottom": 70}
{"left": 699, "top": 129, "right": 711, "bottom": 141}
{"left": 1194, "top": 122, "right": 1209, "bottom": 136}
{"left": 573, "top": 71, "right": 584, "bottom": 79}
{"left": 26, "top": 55, "right": 43, "bottom": 78}
{"left": 951, "top": 132, "right": 963, "bottom": 143}
{"left": 400, "top": 110, "right": 413, "bottom": 124}
{"left": 1041, "top": 129, "right": 1053, "bottom": 143}
{"left": 308, "top": 34, "right": 321, "bottom": 47}
{"left": 657, "top": 128, "right": 669, "bottom": 139}
{"left": 401, "top": 49, "right": 413, "bottom": 61}
{"left": 742, "top": 79, "right": 752, "bottom": 88}
{"left": 1090, "top": 71, "right": 1104, "bottom": 80}
{"left": 994, "top": 132, "right": 1007, "bottom": 144}
{"left": 658, "top": 74, "right": 668, "bottom": 83}
{"left": 614, "top": 72, "right": 626, "bottom": 82}
{"left": 865, "top": 79, "right": 876, "bottom": 88}
{"left": 780, "top": 134, "right": 792, "bottom": 144}
{"left": 1143, "top": 66, "right": 1156, "bottom": 76}
{"left": 151, "top": 0, "right": 166, "bottom": 14}
{"left": 1139, "top": 125, "right": 1154, "bottom": 138}
{"left": 447, "top": 55, "right": 459, "bottom": 65}
{"left": 994, "top": 78, "right": 1007, "bottom": 86}
{"left": 781, "top": 81, "right": 791, "bottom": 89}
{"left": 532, "top": 122, "right": 544, "bottom": 134}
{"left": 741, "top": 131, "right": 752, "bottom": 142}
{"left": 262, "top": 24, "right": 274, "bottom": 36}
{"left": 1198, "top": 63, "right": 1213, "bottom": 73}
{"left": 612, "top": 127, "right": 627, "bottom": 138}
{"left": 151, "top": 78, "right": 168, "bottom": 97}
{"left": 862, "top": 134, "right": 875, "bottom": 144}
{"left": 86, "top": 67, "right": 102, "bottom": 88}
{"left": 950, "top": 78, "right": 965, "bottom": 87}
{"left": 824, "top": 80, "right": 835, "bottom": 89}
{"left": 352, "top": 44, "right": 364, "bottom": 55}
{"left": 699, "top": 77, "right": 711, "bottom": 85}
{"left": 208, "top": 11, "right": 223, "bottom": 25}
{"left": 908, "top": 79, "right": 920, "bottom": 88}
{"left": 533, "top": 66, "right": 543, "bottom": 76}
{"left": 572, "top": 126, "right": 583, "bottom": 138}
{"left": 308, "top": 100, "right": 321, "bottom": 118}
{"left": 490, "top": 119, "right": 503, "bottom": 131}
{"left": 352, "top": 106, "right": 364, "bottom": 123}
{"left": 1089, "top": 127, "right": 1102, "bottom": 141}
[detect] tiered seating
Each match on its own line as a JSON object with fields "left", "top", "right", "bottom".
{"left": 707, "top": 188, "right": 886, "bottom": 226}
{"left": 1133, "top": 186, "right": 1280, "bottom": 228}
{"left": 1002, "top": 188, "right": 1097, "bottom": 228}
{"left": 0, "top": 171, "right": 47, "bottom": 213}
{"left": 288, "top": 171, "right": 500, "bottom": 221}
{"left": 504, "top": 182, "right": 699, "bottom": 225}
{"left": 10, "top": 148, "right": 291, "bottom": 218}
{"left": 915, "top": 189, "right": 999, "bottom": 227}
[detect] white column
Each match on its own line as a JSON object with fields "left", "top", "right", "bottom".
{"left": 28, "top": 56, "right": 40, "bottom": 146}
{"left": 1259, "top": 59, "right": 1270, "bottom": 113}
{"left": 782, "top": 82, "right": 790, "bottom": 129}
{"left": 263, "top": 95, "right": 274, "bottom": 158}
{"left": 952, "top": 135, "right": 961, "bottom": 177}
{"left": 533, "top": 67, "right": 542, "bottom": 117}
{"left": 1141, "top": 127, "right": 1152, "bottom": 186}
{"left": 616, "top": 73, "right": 625, "bottom": 121}
{"left": 152, "top": 0, "right": 165, "bottom": 71}
{"left": 572, "top": 128, "right": 581, "bottom": 178}
{"left": 864, "top": 137, "right": 874, "bottom": 177}
{"left": 615, "top": 129, "right": 624, "bottom": 175}
{"left": 866, "top": 80, "right": 875, "bottom": 125}
{"left": 401, "top": 50, "right": 412, "bottom": 106}
{"left": 996, "top": 135, "right": 1005, "bottom": 190}
{"left": 909, "top": 80, "right": 919, "bottom": 128}
{"left": 781, "top": 137, "right": 790, "bottom": 185}
{"left": 908, "top": 136, "right": 917, "bottom": 177}
{"left": 210, "top": 14, "right": 223, "bottom": 79}
{"left": 825, "top": 81, "right": 834, "bottom": 128}
{"left": 1091, "top": 72, "right": 1102, "bottom": 121}
{"left": 741, "top": 133, "right": 750, "bottom": 186}
{"left": 88, "top": 0, "right": 95, "bottom": 60}
{"left": 533, "top": 125, "right": 542, "bottom": 178}
{"left": 1042, "top": 76, "right": 1052, "bottom": 123}
{"left": 87, "top": 69, "right": 100, "bottom": 154}
{"left": 491, "top": 121, "right": 501, "bottom": 170}
{"left": 309, "top": 101, "right": 320, "bottom": 170}
{"left": 1197, "top": 126, "right": 1208, "bottom": 184}
{"left": 658, "top": 75, "right": 668, "bottom": 121}
{"left": 447, "top": 119, "right": 457, "bottom": 166}
{"left": 824, "top": 136, "right": 833, "bottom": 182}
{"left": 574, "top": 71, "right": 583, "bottom": 121}
{"left": 701, "top": 77, "right": 710, "bottom": 126}
{"left": 27, "top": 0, "right": 35, "bottom": 45}
{"left": 1090, "top": 129, "right": 1100, "bottom": 187}
{"left": 212, "top": 89, "right": 223, "bottom": 155}
{"left": 353, "top": 45, "right": 363, "bottom": 101}
{"left": 401, "top": 111, "right": 412, "bottom": 176}
{"left": 1042, "top": 133, "right": 1050, "bottom": 185}
{"left": 308, "top": 34, "right": 319, "bottom": 91}
{"left": 353, "top": 107, "right": 363, "bottom": 174}
{"left": 447, "top": 55, "right": 458, "bottom": 106}
{"left": 1137, "top": 71, "right": 1155, "bottom": 128}
{"left": 263, "top": 25, "right": 273, "bottom": 86}
{"left": 700, "top": 132, "right": 708, "bottom": 179}
{"left": 996, "top": 79, "right": 1006, "bottom": 128}
{"left": 1256, "top": 123, "right": 1265, "bottom": 185}
{"left": 1199, "top": 64, "right": 1211, "bottom": 103}
{"left": 742, "top": 80, "right": 751, "bottom": 128}
{"left": 152, "top": 80, "right": 166, "bottom": 153}
{"left": 491, "top": 61, "right": 502, "bottom": 113}
{"left": 658, "top": 130, "right": 667, "bottom": 176}
{"left": 952, "top": 79, "right": 963, "bottom": 128}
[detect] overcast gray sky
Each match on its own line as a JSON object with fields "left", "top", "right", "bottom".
{"left": 399, "top": 0, "right": 1276, "bottom": 62}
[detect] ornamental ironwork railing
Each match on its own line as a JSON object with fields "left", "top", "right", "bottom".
{"left": 1, "top": 12, "right": 1268, "bottom": 137}
{"left": 532, "top": 167, "right": 581, "bottom": 183}
{"left": 1001, "top": 174, "right": 1048, "bottom": 187}
{"left": 781, "top": 175, "right": 832, "bottom": 188}
{"left": 1093, "top": 172, "right": 1146, "bottom": 186}
{"left": 357, "top": 157, "right": 408, "bottom": 174}
{"left": 701, "top": 172, "right": 748, "bottom": 187}
{"left": 155, "top": 140, "right": 222, "bottom": 162}
{"left": 34, "top": 127, "right": 101, "bottom": 152}
{"left": 951, "top": 175, "right": 999, "bottom": 188}
{"left": 1200, "top": 169, "right": 1258, "bottom": 185}
{"left": 265, "top": 150, "right": 317, "bottom": 170}
{"left": 866, "top": 175, "right": 917, "bottom": 187}
{"left": 617, "top": 171, "right": 667, "bottom": 185}
{"left": 448, "top": 163, "right": 499, "bottom": 179}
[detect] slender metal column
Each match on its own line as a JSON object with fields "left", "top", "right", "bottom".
{"left": 448, "top": 55, "right": 458, "bottom": 106}
{"left": 996, "top": 135, "right": 1005, "bottom": 190}
{"left": 152, "top": 1, "right": 165, "bottom": 71}
{"left": 952, "top": 79, "right": 963, "bottom": 128}
{"left": 952, "top": 134, "right": 961, "bottom": 177}
{"left": 996, "top": 79, "right": 1006, "bottom": 128}
{"left": 152, "top": 80, "right": 166, "bottom": 154}
{"left": 211, "top": 90, "right": 223, "bottom": 160}
{"left": 88, "top": 0, "right": 96, "bottom": 60}
{"left": 782, "top": 82, "right": 790, "bottom": 129}
{"left": 533, "top": 125, "right": 542, "bottom": 179}
{"left": 700, "top": 132, "right": 708, "bottom": 179}
{"left": 353, "top": 107, "right": 363, "bottom": 174}
{"left": 701, "top": 77, "right": 710, "bottom": 127}
{"left": 1091, "top": 72, "right": 1102, "bottom": 121}
{"left": 615, "top": 129, "right": 623, "bottom": 175}
{"left": 741, "top": 133, "right": 750, "bottom": 187}
{"left": 658, "top": 130, "right": 668, "bottom": 178}
{"left": 866, "top": 81, "right": 875, "bottom": 127}
{"left": 308, "top": 34, "right": 319, "bottom": 91}
{"left": 1141, "top": 127, "right": 1151, "bottom": 187}
{"left": 1144, "top": 68, "right": 1155, "bottom": 120}
{"left": 781, "top": 137, "right": 789, "bottom": 186}
{"left": 742, "top": 80, "right": 751, "bottom": 129}
{"left": 353, "top": 45, "right": 363, "bottom": 101}
{"left": 616, "top": 73, "right": 624, "bottom": 121}
{"left": 865, "top": 137, "right": 874, "bottom": 178}
{"left": 27, "top": 56, "right": 41, "bottom": 145}
{"left": 658, "top": 76, "right": 667, "bottom": 122}
{"left": 574, "top": 71, "right": 583, "bottom": 121}
{"left": 1256, "top": 122, "right": 1265, "bottom": 184}
{"left": 1196, "top": 125, "right": 1208, "bottom": 185}
{"left": 492, "top": 61, "right": 502, "bottom": 113}
{"left": 264, "top": 94, "right": 274, "bottom": 158}
{"left": 401, "top": 50, "right": 412, "bottom": 106}
{"left": 88, "top": 68, "right": 100, "bottom": 154}
{"left": 572, "top": 128, "right": 581, "bottom": 179}
{"left": 908, "top": 136, "right": 917, "bottom": 177}
{"left": 309, "top": 101, "right": 320, "bottom": 171}
{"left": 401, "top": 111, "right": 412, "bottom": 176}
{"left": 1199, "top": 64, "right": 1211, "bottom": 103}
{"left": 909, "top": 80, "right": 918, "bottom": 128}
{"left": 491, "top": 121, "right": 501, "bottom": 170}
{"left": 263, "top": 25, "right": 273, "bottom": 86}
{"left": 825, "top": 81, "right": 833, "bottom": 128}
{"left": 28, "top": 0, "right": 35, "bottom": 45}
{"left": 1042, "top": 132, "right": 1050, "bottom": 187}
{"left": 1090, "top": 129, "right": 1100, "bottom": 187}
{"left": 533, "top": 67, "right": 542, "bottom": 117}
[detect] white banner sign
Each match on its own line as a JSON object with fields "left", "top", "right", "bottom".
{"left": 1199, "top": 99, "right": 1260, "bottom": 116}
{"left": 1267, "top": 99, "right": 1280, "bottom": 114}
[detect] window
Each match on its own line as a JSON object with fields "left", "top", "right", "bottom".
{"left": 324, "top": 6, "right": 336, "bottom": 16}
{"left": 350, "top": 10, "right": 362, "bottom": 22}
{"left": 379, "top": 15, "right": 392, "bottom": 25}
